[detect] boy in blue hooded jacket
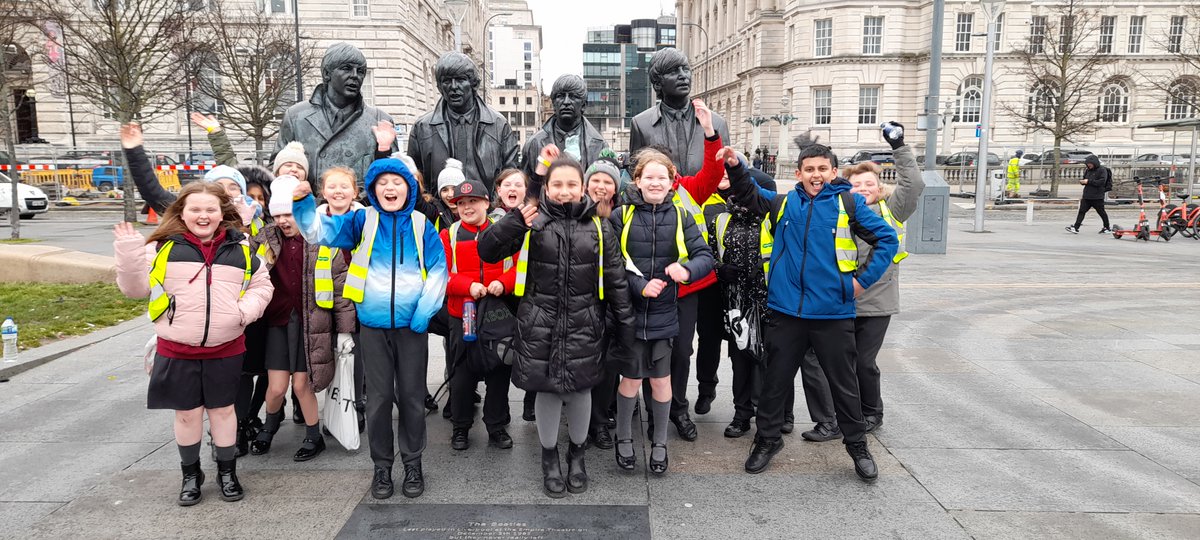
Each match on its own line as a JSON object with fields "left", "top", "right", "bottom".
{"left": 290, "top": 158, "right": 447, "bottom": 500}
{"left": 727, "top": 144, "right": 898, "bottom": 481}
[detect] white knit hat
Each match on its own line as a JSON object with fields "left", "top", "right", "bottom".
{"left": 269, "top": 175, "right": 301, "bottom": 216}
{"left": 437, "top": 158, "right": 466, "bottom": 192}
{"left": 273, "top": 142, "right": 309, "bottom": 175}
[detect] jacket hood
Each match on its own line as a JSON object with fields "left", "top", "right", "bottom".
{"left": 1085, "top": 155, "right": 1101, "bottom": 168}
{"left": 363, "top": 158, "right": 420, "bottom": 214}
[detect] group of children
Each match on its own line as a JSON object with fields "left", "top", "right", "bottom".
{"left": 111, "top": 104, "right": 915, "bottom": 505}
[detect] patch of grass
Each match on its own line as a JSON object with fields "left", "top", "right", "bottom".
{"left": 0, "top": 282, "right": 146, "bottom": 350}
{"left": 0, "top": 238, "right": 41, "bottom": 244}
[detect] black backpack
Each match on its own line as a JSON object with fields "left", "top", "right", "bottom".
{"left": 1104, "top": 167, "right": 1113, "bottom": 192}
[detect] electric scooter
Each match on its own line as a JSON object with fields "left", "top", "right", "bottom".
{"left": 1111, "top": 176, "right": 1170, "bottom": 242}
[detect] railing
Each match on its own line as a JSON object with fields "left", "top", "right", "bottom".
{"left": 17, "top": 169, "right": 181, "bottom": 199}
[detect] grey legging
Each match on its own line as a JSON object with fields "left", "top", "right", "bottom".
{"left": 534, "top": 390, "right": 591, "bottom": 448}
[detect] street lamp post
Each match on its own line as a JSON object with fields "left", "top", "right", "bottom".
{"left": 480, "top": 12, "right": 513, "bottom": 101}
{"left": 973, "top": 0, "right": 1005, "bottom": 233}
{"left": 679, "top": 22, "right": 710, "bottom": 98}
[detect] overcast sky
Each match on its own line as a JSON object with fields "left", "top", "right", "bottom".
{"left": 525, "top": 0, "right": 678, "bottom": 89}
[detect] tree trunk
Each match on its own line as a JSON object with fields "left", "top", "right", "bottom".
{"left": 254, "top": 135, "right": 264, "bottom": 167}
{"left": 1, "top": 92, "right": 20, "bottom": 239}
{"left": 1049, "top": 139, "right": 1063, "bottom": 198}
{"left": 120, "top": 140, "right": 137, "bottom": 223}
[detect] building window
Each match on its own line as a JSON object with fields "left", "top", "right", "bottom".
{"left": 787, "top": 25, "right": 795, "bottom": 57}
{"left": 1098, "top": 16, "right": 1115, "bottom": 54}
{"left": 526, "top": 97, "right": 533, "bottom": 105}
{"left": 955, "top": 13, "right": 973, "bottom": 52}
{"left": 1058, "top": 15, "right": 1075, "bottom": 53}
{"left": 1128, "top": 15, "right": 1145, "bottom": 54}
{"left": 1029, "top": 16, "right": 1046, "bottom": 54}
{"left": 862, "top": 16, "right": 883, "bottom": 55}
{"left": 632, "top": 26, "right": 655, "bottom": 49}
{"left": 1028, "top": 82, "right": 1057, "bottom": 122}
{"left": 524, "top": 72, "right": 532, "bottom": 83}
{"left": 1166, "top": 79, "right": 1198, "bottom": 120}
{"left": 351, "top": 0, "right": 368, "bottom": 17}
{"left": 1097, "top": 82, "right": 1129, "bottom": 123}
{"left": 990, "top": 13, "right": 1004, "bottom": 51}
{"left": 660, "top": 27, "right": 676, "bottom": 46}
{"left": 261, "top": 0, "right": 288, "bottom": 14}
{"left": 814, "top": 19, "right": 832, "bottom": 57}
{"left": 857, "top": 86, "right": 879, "bottom": 125}
{"left": 524, "top": 62, "right": 531, "bottom": 70}
{"left": 1168, "top": 16, "right": 1185, "bottom": 54}
{"left": 813, "top": 87, "right": 831, "bottom": 125}
{"left": 956, "top": 76, "right": 983, "bottom": 123}
{"left": 499, "top": 97, "right": 505, "bottom": 105}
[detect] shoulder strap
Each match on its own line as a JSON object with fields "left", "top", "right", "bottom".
{"left": 840, "top": 191, "right": 856, "bottom": 223}
{"left": 412, "top": 212, "right": 428, "bottom": 275}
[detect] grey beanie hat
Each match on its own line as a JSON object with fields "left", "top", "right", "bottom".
{"left": 584, "top": 159, "right": 622, "bottom": 186}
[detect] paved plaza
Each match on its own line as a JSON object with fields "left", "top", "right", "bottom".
{"left": 2, "top": 208, "right": 1199, "bottom": 539}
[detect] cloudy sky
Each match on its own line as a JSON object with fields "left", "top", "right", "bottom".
{"left": 525, "top": 0, "right": 678, "bottom": 89}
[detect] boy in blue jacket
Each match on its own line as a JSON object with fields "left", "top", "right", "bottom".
{"left": 290, "top": 158, "right": 448, "bottom": 499}
{"left": 728, "top": 144, "right": 898, "bottom": 481}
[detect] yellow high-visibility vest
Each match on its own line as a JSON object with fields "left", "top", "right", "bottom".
{"left": 148, "top": 240, "right": 252, "bottom": 321}
{"left": 619, "top": 204, "right": 690, "bottom": 280}
{"left": 774, "top": 192, "right": 858, "bottom": 274}
{"left": 343, "top": 208, "right": 429, "bottom": 303}
{"left": 1006, "top": 157, "right": 1021, "bottom": 181}
{"left": 513, "top": 217, "right": 606, "bottom": 300}
{"left": 714, "top": 212, "right": 773, "bottom": 280}
{"left": 313, "top": 246, "right": 336, "bottom": 308}
{"left": 876, "top": 199, "right": 908, "bottom": 263}
{"left": 673, "top": 185, "right": 709, "bottom": 242}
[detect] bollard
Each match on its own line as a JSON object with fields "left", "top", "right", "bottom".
{"left": 1026, "top": 202, "right": 1034, "bottom": 225}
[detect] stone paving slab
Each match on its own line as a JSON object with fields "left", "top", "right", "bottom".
{"left": 1093, "top": 426, "right": 1200, "bottom": 481}
{"left": 950, "top": 510, "right": 1200, "bottom": 540}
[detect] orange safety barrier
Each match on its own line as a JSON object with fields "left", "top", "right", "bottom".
{"left": 18, "top": 168, "right": 180, "bottom": 192}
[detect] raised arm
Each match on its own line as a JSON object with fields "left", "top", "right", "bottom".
{"left": 881, "top": 123, "right": 925, "bottom": 221}
{"left": 477, "top": 206, "right": 531, "bottom": 263}
{"left": 120, "top": 123, "right": 176, "bottom": 213}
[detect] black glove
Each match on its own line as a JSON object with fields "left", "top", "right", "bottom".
{"left": 717, "top": 263, "right": 742, "bottom": 283}
{"left": 882, "top": 121, "right": 905, "bottom": 150}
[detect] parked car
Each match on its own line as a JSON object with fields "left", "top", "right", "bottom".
{"left": 915, "top": 154, "right": 948, "bottom": 166}
{"left": 1133, "top": 153, "right": 1191, "bottom": 166}
{"left": 944, "top": 152, "right": 1002, "bottom": 167}
{"left": 91, "top": 165, "right": 125, "bottom": 191}
{"left": 0, "top": 172, "right": 50, "bottom": 219}
{"left": 845, "top": 150, "right": 895, "bottom": 165}
{"left": 1018, "top": 153, "right": 1041, "bottom": 166}
{"left": 1029, "top": 149, "right": 1095, "bottom": 165}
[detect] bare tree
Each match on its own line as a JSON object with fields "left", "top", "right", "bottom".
{"left": 36, "top": 0, "right": 204, "bottom": 222}
{"left": 1, "top": 1, "right": 36, "bottom": 238}
{"left": 1000, "top": 0, "right": 1118, "bottom": 197}
{"left": 1148, "top": 6, "right": 1200, "bottom": 121}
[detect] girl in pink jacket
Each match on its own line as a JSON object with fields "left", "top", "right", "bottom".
{"left": 113, "top": 182, "right": 273, "bottom": 507}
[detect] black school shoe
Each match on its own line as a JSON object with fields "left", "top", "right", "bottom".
{"left": 846, "top": 441, "right": 878, "bottom": 481}
{"left": 402, "top": 464, "right": 425, "bottom": 498}
{"left": 451, "top": 428, "right": 470, "bottom": 451}
{"left": 865, "top": 415, "right": 884, "bottom": 433}
{"left": 781, "top": 412, "right": 795, "bottom": 434}
{"left": 801, "top": 422, "right": 842, "bottom": 442}
{"left": 216, "top": 459, "right": 244, "bottom": 502}
{"left": 178, "top": 461, "right": 204, "bottom": 506}
{"left": 724, "top": 419, "right": 752, "bottom": 438}
{"left": 294, "top": 436, "right": 326, "bottom": 462}
{"left": 371, "top": 466, "right": 393, "bottom": 499}
{"left": 694, "top": 394, "right": 716, "bottom": 415}
{"left": 671, "top": 413, "right": 699, "bottom": 441}
{"left": 488, "top": 429, "right": 514, "bottom": 449}
{"left": 744, "top": 437, "right": 784, "bottom": 474}
{"left": 522, "top": 402, "right": 536, "bottom": 422}
{"left": 590, "top": 425, "right": 615, "bottom": 450}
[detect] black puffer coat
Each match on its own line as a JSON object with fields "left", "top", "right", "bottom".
{"left": 611, "top": 185, "right": 714, "bottom": 340}
{"left": 477, "top": 198, "right": 634, "bottom": 394}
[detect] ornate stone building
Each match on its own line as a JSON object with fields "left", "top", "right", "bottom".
{"left": 676, "top": 0, "right": 1197, "bottom": 160}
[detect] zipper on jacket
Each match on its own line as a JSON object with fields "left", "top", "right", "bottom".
{"left": 797, "top": 195, "right": 815, "bottom": 316}
{"left": 644, "top": 205, "right": 656, "bottom": 340}
{"left": 391, "top": 214, "right": 398, "bottom": 329}
{"left": 200, "top": 265, "right": 212, "bottom": 346}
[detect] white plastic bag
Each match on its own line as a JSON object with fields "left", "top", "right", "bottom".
{"left": 143, "top": 335, "right": 157, "bottom": 375}
{"left": 322, "top": 347, "right": 360, "bottom": 450}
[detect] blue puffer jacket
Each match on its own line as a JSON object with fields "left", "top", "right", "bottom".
{"left": 295, "top": 158, "right": 448, "bottom": 331}
{"left": 729, "top": 164, "right": 898, "bottom": 319}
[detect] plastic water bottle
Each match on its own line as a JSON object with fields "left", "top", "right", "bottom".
{"left": 462, "top": 301, "right": 477, "bottom": 342}
{"left": 2, "top": 317, "right": 17, "bottom": 361}
{"left": 881, "top": 122, "right": 904, "bottom": 142}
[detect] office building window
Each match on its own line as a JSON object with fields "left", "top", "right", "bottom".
{"left": 863, "top": 16, "right": 883, "bottom": 55}
{"left": 1166, "top": 79, "right": 1197, "bottom": 120}
{"left": 1098, "top": 16, "right": 1115, "bottom": 54}
{"left": 991, "top": 13, "right": 1004, "bottom": 51}
{"left": 955, "top": 13, "right": 973, "bottom": 52}
{"left": 858, "top": 86, "right": 879, "bottom": 125}
{"left": 813, "top": 88, "right": 831, "bottom": 125}
{"left": 814, "top": 19, "right": 832, "bottom": 57}
{"left": 351, "top": 0, "right": 368, "bottom": 17}
{"left": 1169, "top": 16, "right": 1185, "bottom": 54}
{"left": 499, "top": 97, "right": 506, "bottom": 105}
{"left": 1128, "top": 16, "right": 1144, "bottom": 54}
{"left": 1059, "top": 15, "right": 1075, "bottom": 53}
{"left": 956, "top": 76, "right": 983, "bottom": 123}
{"left": 1029, "top": 16, "right": 1046, "bottom": 54}
{"left": 1097, "top": 81, "right": 1129, "bottom": 123}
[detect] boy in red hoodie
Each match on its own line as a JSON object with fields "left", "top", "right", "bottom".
{"left": 440, "top": 178, "right": 518, "bottom": 451}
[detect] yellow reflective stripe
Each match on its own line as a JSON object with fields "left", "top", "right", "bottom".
{"left": 314, "top": 245, "right": 335, "bottom": 308}
{"left": 760, "top": 218, "right": 773, "bottom": 277}
{"left": 714, "top": 212, "right": 731, "bottom": 260}
{"left": 448, "top": 221, "right": 461, "bottom": 273}
{"left": 835, "top": 195, "right": 858, "bottom": 273}
{"left": 250, "top": 217, "right": 263, "bottom": 236}
{"left": 620, "top": 205, "right": 637, "bottom": 275}
{"left": 412, "top": 213, "right": 428, "bottom": 281}
{"left": 513, "top": 231, "right": 531, "bottom": 297}
{"left": 593, "top": 216, "right": 605, "bottom": 300}
{"left": 673, "top": 205, "right": 689, "bottom": 264}
{"left": 147, "top": 240, "right": 174, "bottom": 321}
{"left": 877, "top": 199, "right": 908, "bottom": 263}
{"left": 343, "top": 208, "right": 379, "bottom": 302}
{"left": 240, "top": 244, "right": 252, "bottom": 298}
{"left": 672, "top": 186, "right": 708, "bottom": 242}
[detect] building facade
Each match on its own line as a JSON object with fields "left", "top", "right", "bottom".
{"left": 676, "top": 0, "right": 1197, "bottom": 161}
{"left": 487, "top": 82, "right": 543, "bottom": 148}
{"left": 583, "top": 16, "right": 678, "bottom": 152}
{"left": 485, "top": 0, "right": 542, "bottom": 92}
{"left": 3, "top": 0, "right": 496, "bottom": 158}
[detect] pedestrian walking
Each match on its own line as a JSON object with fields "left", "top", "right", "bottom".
{"left": 1006, "top": 150, "right": 1022, "bottom": 199}
{"left": 1066, "top": 155, "right": 1112, "bottom": 234}
{"left": 730, "top": 143, "right": 899, "bottom": 481}
{"left": 477, "top": 156, "right": 634, "bottom": 498}
{"left": 289, "top": 157, "right": 448, "bottom": 500}
{"left": 610, "top": 150, "right": 714, "bottom": 476}
{"left": 112, "top": 182, "right": 274, "bottom": 506}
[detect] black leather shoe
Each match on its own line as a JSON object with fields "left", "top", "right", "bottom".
{"left": 216, "top": 459, "right": 244, "bottom": 502}
{"left": 402, "top": 464, "right": 424, "bottom": 498}
{"left": 424, "top": 394, "right": 439, "bottom": 414}
{"left": 451, "top": 428, "right": 470, "bottom": 451}
{"left": 522, "top": 403, "right": 536, "bottom": 422}
{"left": 724, "top": 419, "right": 752, "bottom": 438}
{"left": 614, "top": 439, "right": 636, "bottom": 471}
{"left": 846, "top": 441, "right": 878, "bottom": 481}
{"left": 293, "top": 436, "right": 326, "bottom": 462}
{"left": 590, "top": 425, "right": 614, "bottom": 450}
{"left": 801, "top": 422, "right": 842, "bottom": 442}
{"left": 250, "top": 411, "right": 283, "bottom": 455}
{"left": 540, "top": 446, "right": 566, "bottom": 498}
{"left": 488, "top": 429, "right": 513, "bottom": 449}
{"left": 371, "top": 466, "right": 393, "bottom": 499}
{"left": 178, "top": 461, "right": 204, "bottom": 506}
{"left": 671, "top": 413, "right": 699, "bottom": 441}
{"left": 566, "top": 442, "right": 588, "bottom": 494}
{"left": 781, "top": 412, "right": 795, "bottom": 434}
{"left": 745, "top": 437, "right": 784, "bottom": 474}
{"left": 649, "top": 443, "right": 669, "bottom": 476}
{"left": 695, "top": 394, "right": 715, "bottom": 415}
{"left": 865, "top": 415, "right": 883, "bottom": 433}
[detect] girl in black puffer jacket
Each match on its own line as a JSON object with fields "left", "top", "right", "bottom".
{"left": 477, "top": 156, "right": 634, "bottom": 499}
{"left": 609, "top": 150, "right": 714, "bottom": 476}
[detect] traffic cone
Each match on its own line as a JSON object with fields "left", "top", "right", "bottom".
{"left": 146, "top": 207, "right": 159, "bottom": 225}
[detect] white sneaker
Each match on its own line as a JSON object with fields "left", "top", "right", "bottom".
{"left": 1098, "top": 227, "right": 1112, "bottom": 234}
{"left": 1065, "top": 225, "right": 1079, "bottom": 234}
